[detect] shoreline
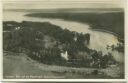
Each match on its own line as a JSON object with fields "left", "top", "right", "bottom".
{"left": 89, "top": 28, "right": 119, "bottom": 37}
{"left": 26, "top": 14, "right": 123, "bottom": 39}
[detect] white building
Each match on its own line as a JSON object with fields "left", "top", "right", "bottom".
{"left": 61, "top": 51, "right": 69, "bottom": 60}
{"left": 15, "top": 27, "right": 21, "bottom": 30}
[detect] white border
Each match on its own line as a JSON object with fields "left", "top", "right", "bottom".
{"left": 0, "top": 0, "right": 3, "bottom": 81}
{"left": 1, "top": 79, "right": 127, "bottom": 82}
{"left": 125, "top": 0, "right": 128, "bottom": 81}
{"left": 0, "top": 0, "right": 128, "bottom": 82}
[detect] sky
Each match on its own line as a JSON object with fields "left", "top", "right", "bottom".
{"left": 2, "top": 0, "right": 126, "bottom": 9}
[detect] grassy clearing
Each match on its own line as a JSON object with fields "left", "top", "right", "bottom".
{"left": 3, "top": 52, "right": 124, "bottom": 79}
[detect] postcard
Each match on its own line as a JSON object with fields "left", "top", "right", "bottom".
{"left": 1, "top": 0, "right": 126, "bottom": 81}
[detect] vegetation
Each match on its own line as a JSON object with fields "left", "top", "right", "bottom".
{"left": 107, "top": 43, "right": 124, "bottom": 52}
{"left": 3, "top": 21, "right": 117, "bottom": 68}
{"left": 26, "top": 12, "right": 124, "bottom": 39}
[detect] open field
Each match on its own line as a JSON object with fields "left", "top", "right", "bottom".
{"left": 3, "top": 52, "right": 124, "bottom": 79}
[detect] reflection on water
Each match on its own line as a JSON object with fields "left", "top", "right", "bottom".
{"left": 3, "top": 11, "right": 124, "bottom": 62}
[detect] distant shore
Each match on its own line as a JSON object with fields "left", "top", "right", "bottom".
{"left": 89, "top": 28, "right": 119, "bottom": 37}
{"left": 25, "top": 12, "right": 124, "bottom": 39}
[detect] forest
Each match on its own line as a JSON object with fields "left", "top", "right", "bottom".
{"left": 26, "top": 12, "right": 124, "bottom": 40}
{"left": 3, "top": 21, "right": 117, "bottom": 68}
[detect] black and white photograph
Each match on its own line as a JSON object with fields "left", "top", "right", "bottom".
{"left": 3, "top": 0, "right": 125, "bottom": 79}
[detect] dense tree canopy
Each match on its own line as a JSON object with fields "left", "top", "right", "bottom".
{"left": 3, "top": 21, "right": 116, "bottom": 68}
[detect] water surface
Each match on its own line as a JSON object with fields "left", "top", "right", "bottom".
{"left": 3, "top": 11, "right": 124, "bottom": 62}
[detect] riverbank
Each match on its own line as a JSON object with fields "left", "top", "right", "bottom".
{"left": 4, "top": 21, "right": 122, "bottom": 68}
{"left": 26, "top": 12, "right": 124, "bottom": 39}
{"left": 89, "top": 28, "right": 124, "bottom": 43}
{"left": 3, "top": 21, "right": 124, "bottom": 78}
{"left": 89, "top": 28, "right": 119, "bottom": 37}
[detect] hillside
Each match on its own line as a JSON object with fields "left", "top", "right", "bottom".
{"left": 3, "top": 21, "right": 118, "bottom": 69}
{"left": 3, "top": 52, "right": 124, "bottom": 79}
{"left": 26, "top": 12, "right": 124, "bottom": 40}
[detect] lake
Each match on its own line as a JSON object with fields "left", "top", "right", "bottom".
{"left": 3, "top": 10, "right": 124, "bottom": 63}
